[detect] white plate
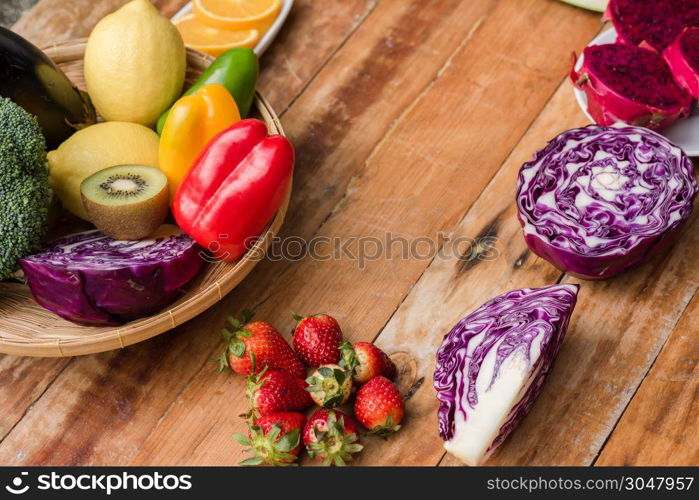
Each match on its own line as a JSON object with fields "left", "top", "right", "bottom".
{"left": 573, "top": 28, "right": 699, "bottom": 156}
{"left": 171, "top": 0, "right": 294, "bottom": 57}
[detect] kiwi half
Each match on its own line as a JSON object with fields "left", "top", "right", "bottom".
{"left": 80, "top": 165, "right": 169, "bottom": 240}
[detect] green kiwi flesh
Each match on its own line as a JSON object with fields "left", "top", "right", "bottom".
{"left": 80, "top": 164, "right": 169, "bottom": 240}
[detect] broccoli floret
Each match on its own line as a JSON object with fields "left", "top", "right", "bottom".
{"left": 0, "top": 97, "right": 50, "bottom": 279}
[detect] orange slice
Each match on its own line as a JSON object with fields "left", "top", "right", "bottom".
{"left": 193, "top": 0, "right": 282, "bottom": 33}
{"left": 174, "top": 14, "right": 259, "bottom": 57}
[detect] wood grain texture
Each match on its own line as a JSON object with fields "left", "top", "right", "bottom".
{"left": 595, "top": 293, "right": 699, "bottom": 466}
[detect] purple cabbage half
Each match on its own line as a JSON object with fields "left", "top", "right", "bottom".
{"left": 433, "top": 284, "right": 578, "bottom": 466}
{"left": 19, "top": 226, "right": 204, "bottom": 326}
{"left": 516, "top": 125, "right": 697, "bottom": 280}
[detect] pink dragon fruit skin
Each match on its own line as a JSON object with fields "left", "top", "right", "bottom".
{"left": 605, "top": 0, "right": 699, "bottom": 53}
{"left": 571, "top": 43, "right": 692, "bottom": 130}
{"left": 663, "top": 27, "right": 699, "bottom": 99}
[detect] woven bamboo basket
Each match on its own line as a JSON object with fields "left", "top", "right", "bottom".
{"left": 0, "top": 39, "right": 290, "bottom": 357}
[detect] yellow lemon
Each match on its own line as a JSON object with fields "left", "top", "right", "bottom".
{"left": 84, "top": 0, "right": 186, "bottom": 126}
{"left": 48, "top": 122, "right": 160, "bottom": 219}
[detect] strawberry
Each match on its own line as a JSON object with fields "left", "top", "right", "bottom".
{"left": 233, "top": 412, "right": 306, "bottom": 466}
{"left": 246, "top": 364, "right": 312, "bottom": 418}
{"left": 216, "top": 310, "right": 304, "bottom": 377}
{"left": 303, "top": 408, "right": 363, "bottom": 466}
{"left": 292, "top": 313, "right": 342, "bottom": 366}
{"left": 354, "top": 376, "right": 404, "bottom": 437}
{"left": 340, "top": 341, "right": 397, "bottom": 384}
{"left": 305, "top": 364, "right": 352, "bottom": 408}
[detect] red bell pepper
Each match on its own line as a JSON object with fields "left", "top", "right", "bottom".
{"left": 173, "top": 119, "right": 294, "bottom": 262}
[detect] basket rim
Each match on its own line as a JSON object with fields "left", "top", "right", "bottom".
{"left": 0, "top": 40, "right": 290, "bottom": 357}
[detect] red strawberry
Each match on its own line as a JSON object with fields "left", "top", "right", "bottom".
{"left": 292, "top": 313, "right": 342, "bottom": 366}
{"left": 217, "top": 310, "right": 304, "bottom": 377}
{"left": 246, "top": 365, "right": 312, "bottom": 418}
{"left": 340, "top": 341, "right": 397, "bottom": 384}
{"left": 233, "top": 412, "right": 306, "bottom": 466}
{"left": 306, "top": 364, "right": 353, "bottom": 408}
{"left": 303, "top": 408, "right": 363, "bottom": 466}
{"left": 354, "top": 376, "right": 404, "bottom": 437}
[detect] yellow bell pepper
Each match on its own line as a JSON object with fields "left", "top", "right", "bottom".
{"left": 159, "top": 83, "right": 240, "bottom": 199}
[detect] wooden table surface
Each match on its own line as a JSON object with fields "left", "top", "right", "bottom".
{"left": 1, "top": 0, "right": 697, "bottom": 466}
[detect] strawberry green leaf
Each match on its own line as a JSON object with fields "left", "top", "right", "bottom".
{"left": 215, "top": 352, "right": 229, "bottom": 372}
{"left": 233, "top": 433, "right": 252, "bottom": 446}
{"left": 323, "top": 395, "right": 342, "bottom": 408}
{"left": 339, "top": 342, "right": 359, "bottom": 374}
{"left": 239, "top": 457, "right": 264, "bottom": 466}
{"left": 277, "top": 429, "right": 300, "bottom": 453}
{"left": 236, "top": 328, "right": 253, "bottom": 338}
{"left": 221, "top": 327, "right": 234, "bottom": 342}
{"left": 267, "top": 425, "right": 282, "bottom": 442}
{"left": 228, "top": 337, "right": 246, "bottom": 358}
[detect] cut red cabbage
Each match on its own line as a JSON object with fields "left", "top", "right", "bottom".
{"left": 434, "top": 284, "right": 578, "bottom": 466}
{"left": 516, "top": 125, "right": 697, "bottom": 280}
{"left": 19, "top": 226, "right": 204, "bottom": 326}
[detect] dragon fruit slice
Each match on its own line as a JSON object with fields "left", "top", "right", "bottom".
{"left": 516, "top": 125, "right": 697, "bottom": 280}
{"left": 434, "top": 284, "right": 579, "bottom": 466}
{"left": 572, "top": 43, "right": 692, "bottom": 130}
{"left": 605, "top": 0, "right": 699, "bottom": 53}
{"left": 664, "top": 27, "right": 699, "bottom": 99}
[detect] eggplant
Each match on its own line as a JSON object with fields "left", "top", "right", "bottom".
{"left": 0, "top": 27, "right": 95, "bottom": 149}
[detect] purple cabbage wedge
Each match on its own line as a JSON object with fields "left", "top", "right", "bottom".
{"left": 516, "top": 125, "right": 697, "bottom": 280}
{"left": 605, "top": 0, "right": 699, "bottom": 53}
{"left": 571, "top": 43, "right": 692, "bottom": 131}
{"left": 434, "top": 284, "right": 579, "bottom": 466}
{"left": 663, "top": 27, "right": 699, "bottom": 99}
{"left": 19, "top": 225, "right": 204, "bottom": 326}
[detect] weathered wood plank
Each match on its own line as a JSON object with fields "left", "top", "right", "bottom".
{"left": 0, "top": 0, "right": 376, "bottom": 465}
{"left": 595, "top": 293, "right": 699, "bottom": 466}
{"left": 126, "top": 0, "right": 603, "bottom": 465}
{"left": 0, "top": 357, "right": 69, "bottom": 441}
